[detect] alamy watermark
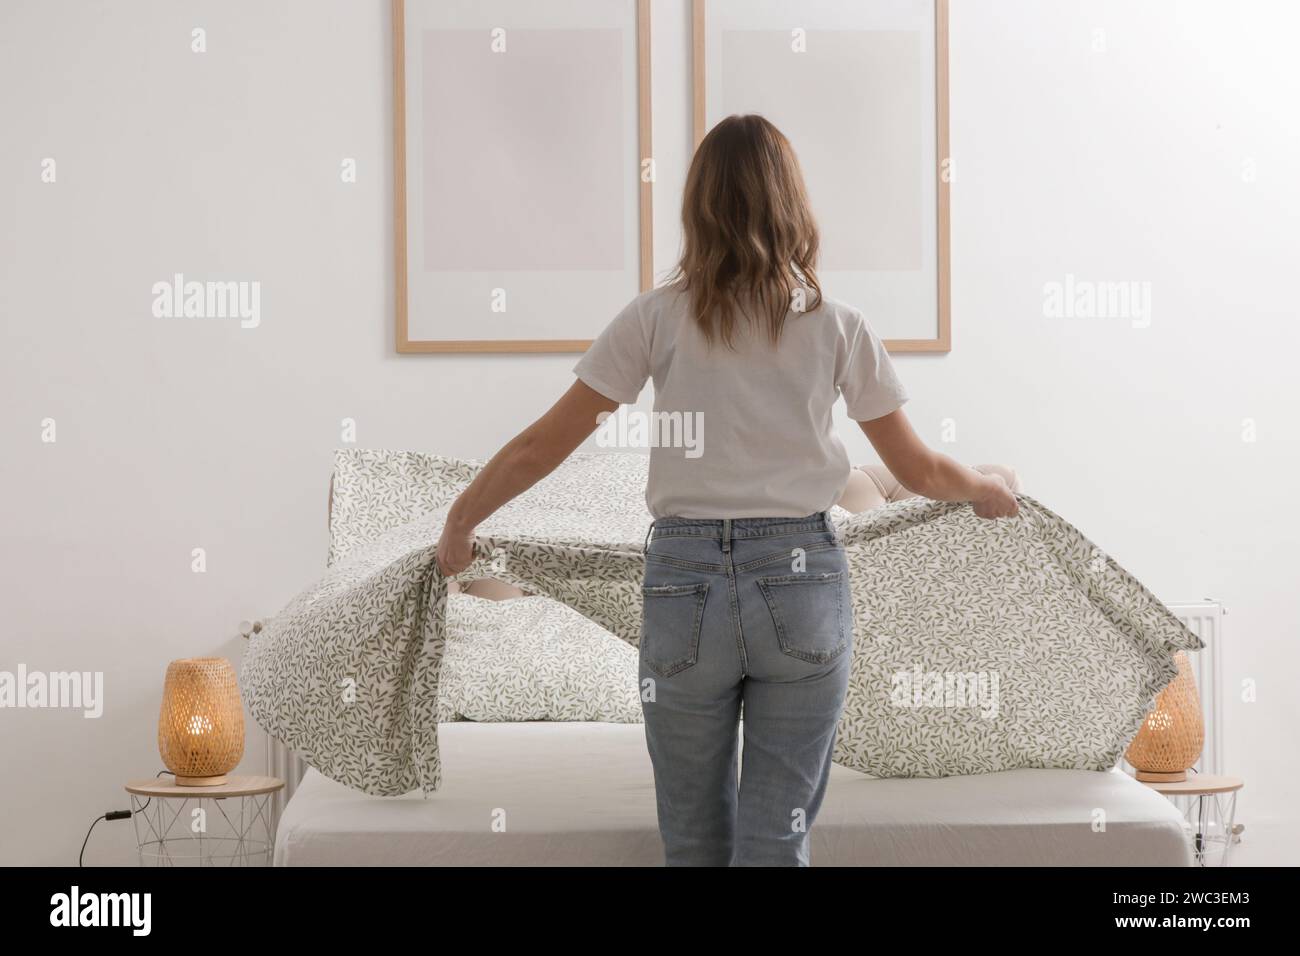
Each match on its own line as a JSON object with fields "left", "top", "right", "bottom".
{"left": 1043, "top": 274, "right": 1151, "bottom": 328}
{"left": 50, "top": 886, "right": 150, "bottom": 936}
{"left": 595, "top": 408, "right": 704, "bottom": 458}
{"left": 0, "top": 665, "right": 103, "bottom": 718}
{"left": 152, "top": 273, "right": 260, "bottom": 328}
{"left": 891, "top": 665, "right": 999, "bottom": 720}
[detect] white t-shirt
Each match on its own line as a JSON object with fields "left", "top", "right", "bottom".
{"left": 573, "top": 285, "right": 908, "bottom": 519}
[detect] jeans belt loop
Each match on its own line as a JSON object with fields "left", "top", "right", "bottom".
{"left": 644, "top": 522, "right": 654, "bottom": 553}
{"left": 721, "top": 518, "right": 732, "bottom": 553}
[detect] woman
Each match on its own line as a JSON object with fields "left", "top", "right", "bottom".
{"left": 435, "top": 115, "right": 1018, "bottom": 866}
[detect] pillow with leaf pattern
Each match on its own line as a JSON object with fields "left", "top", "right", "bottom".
{"left": 437, "top": 593, "right": 642, "bottom": 724}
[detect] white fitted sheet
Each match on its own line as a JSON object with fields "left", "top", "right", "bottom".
{"left": 275, "top": 722, "right": 1192, "bottom": 866}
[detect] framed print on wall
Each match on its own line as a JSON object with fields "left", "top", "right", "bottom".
{"left": 394, "top": 0, "right": 652, "bottom": 353}
{"left": 693, "top": 0, "right": 951, "bottom": 352}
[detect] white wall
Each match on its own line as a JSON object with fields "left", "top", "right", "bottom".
{"left": 1, "top": 0, "right": 1296, "bottom": 865}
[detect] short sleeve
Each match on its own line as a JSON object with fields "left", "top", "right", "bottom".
{"left": 837, "top": 313, "right": 909, "bottom": 421}
{"left": 573, "top": 296, "right": 651, "bottom": 405}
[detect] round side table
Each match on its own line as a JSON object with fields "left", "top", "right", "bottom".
{"left": 1143, "top": 775, "right": 1244, "bottom": 867}
{"left": 125, "top": 775, "right": 284, "bottom": 866}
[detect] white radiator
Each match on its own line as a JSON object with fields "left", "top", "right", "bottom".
{"left": 1118, "top": 601, "right": 1225, "bottom": 777}
{"left": 242, "top": 619, "right": 309, "bottom": 834}
{"left": 266, "top": 735, "right": 309, "bottom": 832}
{"left": 1166, "top": 601, "right": 1226, "bottom": 777}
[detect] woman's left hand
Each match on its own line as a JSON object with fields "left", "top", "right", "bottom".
{"left": 435, "top": 521, "right": 478, "bottom": 576}
{"left": 971, "top": 473, "right": 1019, "bottom": 520}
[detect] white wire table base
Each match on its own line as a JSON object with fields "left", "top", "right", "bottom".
{"left": 129, "top": 791, "right": 275, "bottom": 866}
{"left": 1168, "top": 791, "right": 1240, "bottom": 867}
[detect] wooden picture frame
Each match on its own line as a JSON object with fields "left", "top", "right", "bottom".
{"left": 394, "top": 0, "right": 653, "bottom": 353}
{"left": 692, "top": 0, "right": 951, "bottom": 353}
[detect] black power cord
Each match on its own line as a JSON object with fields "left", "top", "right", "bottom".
{"left": 78, "top": 770, "right": 171, "bottom": 866}
{"left": 79, "top": 812, "right": 130, "bottom": 866}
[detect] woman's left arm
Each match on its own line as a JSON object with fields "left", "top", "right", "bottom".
{"left": 858, "top": 408, "right": 1019, "bottom": 520}
{"left": 435, "top": 380, "right": 618, "bottom": 574}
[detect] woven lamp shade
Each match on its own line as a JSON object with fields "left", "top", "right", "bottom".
{"left": 158, "top": 657, "right": 245, "bottom": 787}
{"left": 1126, "top": 651, "right": 1204, "bottom": 783}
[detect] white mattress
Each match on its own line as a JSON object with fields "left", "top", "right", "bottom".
{"left": 275, "top": 722, "right": 1192, "bottom": 866}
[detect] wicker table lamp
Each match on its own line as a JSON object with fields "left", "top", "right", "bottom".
{"left": 1126, "top": 650, "right": 1204, "bottom": 783}
{"left": 158, "top": 657, "right": 245, "bottom": 787}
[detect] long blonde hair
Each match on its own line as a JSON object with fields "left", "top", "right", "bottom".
{"left": 667, "top": 114, "right": 822, "bottom": 347}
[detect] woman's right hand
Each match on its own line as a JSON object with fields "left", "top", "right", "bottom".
{"left": 435, "top": 518, "right": 478, "bottom": 576}
{"left": 971, "top": 473, "right": 1019, "bottom": 520}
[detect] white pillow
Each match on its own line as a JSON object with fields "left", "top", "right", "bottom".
{"left": 437, "top": 593, "right": 642, "bottom": 723}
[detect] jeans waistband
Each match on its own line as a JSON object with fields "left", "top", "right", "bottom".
{"left": 647, "top": 512, "right": 833, "bottom": 543}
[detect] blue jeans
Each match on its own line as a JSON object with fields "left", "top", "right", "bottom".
{"left": 638, "top": 512, "right": 853, "bottom": 866}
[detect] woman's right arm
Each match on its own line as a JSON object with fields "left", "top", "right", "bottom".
{"left": 857, "top": 409, "right": 1019, "bottom": 519}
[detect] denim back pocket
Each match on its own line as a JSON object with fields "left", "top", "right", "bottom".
{"left": 755, "top": 571, "right": 847, "bottom": 664}
{"left": 640, "top": 582, "right": 709, "bottom": 678}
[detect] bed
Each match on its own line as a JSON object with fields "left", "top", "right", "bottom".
{"left": 274, "top": 721, "right": 1192, "bottom": 866}
{"left": 263, "top": 458, "right": 1195, "bottom": 866}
